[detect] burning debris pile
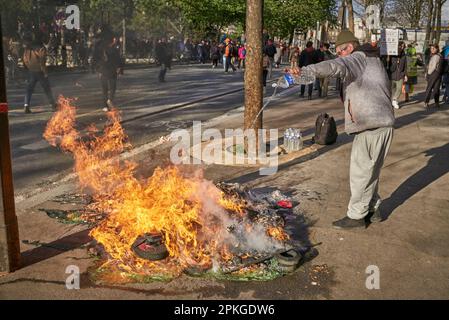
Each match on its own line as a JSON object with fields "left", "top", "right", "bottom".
{"left": 43, "top": 96, "right": 306, "bottom": 283}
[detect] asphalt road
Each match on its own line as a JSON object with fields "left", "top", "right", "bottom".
{"left": 6, "top": 63, "right": 284, "bottom": 193}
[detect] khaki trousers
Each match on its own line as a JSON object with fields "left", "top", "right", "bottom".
{"left": 347, "top": 127, "right": 394, "bottom": 220}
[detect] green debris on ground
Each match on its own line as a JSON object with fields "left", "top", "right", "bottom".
{"left": 210, "top": 258, "right": 285, "bottom": 282}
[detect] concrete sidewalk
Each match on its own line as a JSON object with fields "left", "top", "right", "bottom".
{"left": 1, "top": 76, "right": 449, "bottom": 299}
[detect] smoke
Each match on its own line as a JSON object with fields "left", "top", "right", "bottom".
{"left": 190, "top": 171, "right": 285, "bottom": 257}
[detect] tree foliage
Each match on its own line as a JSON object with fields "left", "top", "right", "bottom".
{"left": 1, "top": 0, "right": 337, "bottom": 39}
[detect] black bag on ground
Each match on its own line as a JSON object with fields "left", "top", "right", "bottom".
{"left": 312, "top": 113, "right": 338, "bottom": 145}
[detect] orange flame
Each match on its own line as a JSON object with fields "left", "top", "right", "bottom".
{"left": 44, "top": 96, "right": 252, "bottom": 275}
{"left": 266, "top": 226, "right": 290, "bottom": 241}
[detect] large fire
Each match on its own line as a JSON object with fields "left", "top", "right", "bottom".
{"left": 44, "top": 96, "right": 289, "bottom": 279}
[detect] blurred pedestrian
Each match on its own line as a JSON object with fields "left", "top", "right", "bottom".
{"left": 275, "top": 42, "right": 282, "bottom": 68}
{"left": 92, "top": 29, "right": 124, "bottom": 111}
{"left": 404, "top": 44, "right": 422, "bottom": 103}
{"left": 320, "top": 43, "right": 335, "bottom": 98}
{"left": 224, "top": 38, "right": 236, "bottom": 73}
{"left": 22, "top": 33, "right": 57, "bottom": 113}
{"left": 262, "top": 52, "right": 270, "bottom": 95}
{"left": 424, "top": 44, "right": 444, "bottom": 109}
{"left": 155, "top": 37, "right": 170, "bottom": 82}
{"left": 264, "top": 39, "right": 276, "bottom": 79}
{"left": 238, "top": 43, "right": 246, "bottom": 69}
{"left": 298, "top": 41, "right": 318, "bottom": 99}
{"left": 211, "top": 42, "right": 220, "bottom": 68}
{"left": 388, "top": 41, "right": 407, "bottom": 109}
{"left": 441, "top": 41, "right": 449, "bottom": 103}
{"left": 289, "top": 46, "right": 300, "bottom": 69}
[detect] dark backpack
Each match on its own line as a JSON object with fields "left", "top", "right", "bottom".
{"left": 312, "top": 113, "right": 338, "bottom": 145}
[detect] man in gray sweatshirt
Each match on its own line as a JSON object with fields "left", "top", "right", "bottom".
{"left": 292, "top": 30, "right": 395, "bottom": 229}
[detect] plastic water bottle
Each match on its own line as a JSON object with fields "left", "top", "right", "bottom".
{"left": 274, "top": 69, "right": 316, "bottom": 88}
{"left": 284, "top": 128, "right": 303, "bottom": 153}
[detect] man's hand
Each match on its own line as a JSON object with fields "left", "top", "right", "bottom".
{"left": 117, "top": 68, "right": 123, "bottom": 75}
{"left": 404, "top": 75, "right": 408, "bottom": 83}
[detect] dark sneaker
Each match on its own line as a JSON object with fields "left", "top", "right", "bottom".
{"left": 367, "top": 209, "right": 384, "bottom": 223}
{"left": 24, "top": 105, "right": 31, "bottom": 114}
{"left": 332, "top": 216, "right": 366, "bottom": 229}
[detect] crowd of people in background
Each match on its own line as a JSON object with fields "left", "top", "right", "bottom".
{"left": 4, "top": 17, "right": 449, "bottom": 113}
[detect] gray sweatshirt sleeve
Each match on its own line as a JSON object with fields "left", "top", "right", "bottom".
{"left": 302, "top": 52, "right": 366, "bottom": 82}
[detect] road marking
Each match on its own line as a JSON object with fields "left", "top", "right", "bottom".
{"left": 20, "top": 139, "right": 51, "bottom": 151}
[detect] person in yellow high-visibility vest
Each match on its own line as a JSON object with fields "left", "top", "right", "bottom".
{"left": 404, "top": 45, "right": 423, "bottom": 102}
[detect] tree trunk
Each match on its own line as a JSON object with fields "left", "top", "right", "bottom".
{"left": 289, "top": 27, "right": 295, "bottom": 46}
{"left": 338, "top": 0, "right": 346, "bottom": 30}
{"left": 425, "top": 0, "right": 434, "bottom": 46}
{"left": 431, "top": 0, "right": 438, "bottom": 42}
{"left": 436, "top": 0, "right": 443, "bottom": 44}
{"left": 244, "top": 0, "right": 263, "bottom": 136}
{"left": 347, "top": 0, "right": 355, "bottom": 33}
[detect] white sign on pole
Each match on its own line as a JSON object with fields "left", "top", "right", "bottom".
{"left": 380, "top": 29, "right": 399, "bottom": 56}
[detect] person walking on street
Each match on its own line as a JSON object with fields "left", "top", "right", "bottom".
{"left": 388, "top": 41, "right": 407, "bottom": 109}
{"left": 404, "top": 44, "right": 422, "bottom": 103}
{"left": 262, "top": 52, "right": 270, "bottom": 95}
{"left": 22, "top": 33, "right": 57, "bottom": 114}
{"left": 264, "top": 39, "right": 276, "bottom": 79}
{"left": 211, "top": 42, "right": 220, "bottom": 68}
{"left": 298, "top": 41, "right": 318, "bottom": 99}
{"left": 289, "top": 46, "right": 300, "bottom": 69}
{"left": 291, "top": 30, "right": 395, "bottom": 229}
{"left": 224, "top": 38, "right": 236, "bottom": 73}
{"left": 441, "top": 41, "right": 449, "bottom": 103}
{"left": 238, "top": 43, "right": 246, "bottom": 69}
{"left": 155, "top": 37, "right": 170, "bottom": 82}
{"left": 320, "top": 43, "right": 335, "bottom": 98}
{"left": 314, "top": 44, "right": 325, "bottom": 97}
{"left": 275, "top": 42, "right": 282, "bottom": 68}
{"left": 92, "top": 29, "right": 124, "bottom": 111}
{"left": 424, "top": 44, "right": 444, "bottom": 109}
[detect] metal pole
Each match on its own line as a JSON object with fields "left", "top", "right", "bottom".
{"left": 0, "top": 16, "right": 21, "bottom": 273}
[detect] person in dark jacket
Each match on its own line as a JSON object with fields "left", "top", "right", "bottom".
{"left": 93, "top": 29, "right": 124, "bottom": 111}
{"left": 388, "top": 41, "right": 407, "bottom": 109}
{"left": 320, "top": 43, "right": 336, "bottom": 98}
{"left": 424, "top": 44, "right": 444, "bottom": 109}
{"left": 298, "top": 41, "right": 318, "bottom": 99}
{"left": 210, "top": 42, "right": 220, "bottom": 68}
{"left": 264, "top": 39, "right": 277, "bottom": 79}
{"left": 22, "top": 33, "right": 57, "bottom": 114}
{"left": 155, "top": 37, "right": 170, "bottom": 82}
